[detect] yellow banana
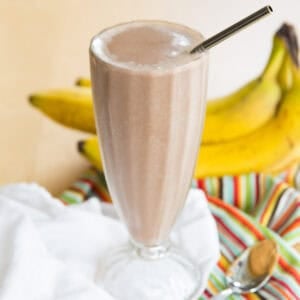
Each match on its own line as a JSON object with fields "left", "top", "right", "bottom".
{"left": 75, "top": 77, "right": 91, "bottom": 87}
{"left": 202, "top": 33, "right": 286, "bottom": 144}
{"left": 77, "top": 136, "right": 100, "bottom": 169}
{"left": 78, "top": 139, "right": 103, "bottom": 170}
{"left": 278, "top": 54, "right": 293, "bottom": 92}
{"left": 29, "top": 87, "right": 96, "bottom": 133}
{"left": 206, "top": 80, "right": 257, "bottom": 114}
{"left": 79, "top": 52, "right": 300, "bottom": 178}
{"left": 196, "top": 55, "right": 300, "bottom": 177}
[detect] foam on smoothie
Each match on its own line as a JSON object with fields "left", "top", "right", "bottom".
{"left": 91, "top": 21, "right": 203, "bottom": 70}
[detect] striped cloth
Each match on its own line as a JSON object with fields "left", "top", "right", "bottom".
{"left": 60, "top": 168, "right": 300, "bottom": 299}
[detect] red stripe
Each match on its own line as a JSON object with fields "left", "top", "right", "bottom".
{"left": 217, "top": 228, "right": 241, "bottom": 259}
{"left": 278, "top": 257, "right": 300, "bottom": 284}
{"left": 233, "top": 176, "right": 239, "bottom": 207}
{"left": 214, "top": 215, "right": 247, "bottom": 249}
{"left": 79, "top": 178, "right": 111, "bottom": 202}
{"left": 203, "top": 290, "right": 212, "bottom": 297}
{"left": 197, "top": 179, "right": 205, "bottom": 191}
{"left": 255, "top": 174, "right": 260, "bottom": 206}
{"left": 271, "top": 276, "right": 298, "bottom": 299}
{"left": 208, "top": 196, "right": 265, "bottom": 240}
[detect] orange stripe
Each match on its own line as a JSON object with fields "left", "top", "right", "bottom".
{"left": 99, "top": 186, "right": 112, "bottom": 203}
{"left": 278, "top": 256, "right": 300, "bottom": 284}
{"left": 207, "top": 280, "right": 218, "bottom": 294}
{"left": 260, "top": 183, "right": 285, "bottom": 226}
{"left": 243, "top": 293, "right": 260, "bottom": 300}
{"left": 217, "top": 255, "right": 230, "bottom": 272}
{"left": 272, "top": 200, "right": 298, "bottom": 231}
{"left": 288, "top": 167, "right": 296, "bottom": 186}
{"left": 269, "top": 281, "right": 294, "bottom": 300}
{"left": 208, "top": 196, "right": 264, "bottom": 240}
{"left": 280, "top": 218, "right": 300, "bottom": 236}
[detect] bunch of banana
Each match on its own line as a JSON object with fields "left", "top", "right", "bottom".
{"left": 29, "top": 24, "right": 300, "bottom": 178}
{"left": 76, "top": 47, "right": 300, "bottom": 177}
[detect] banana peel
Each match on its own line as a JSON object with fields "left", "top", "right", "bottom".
{"left": 78, "top": 138, "right": 103, "bottom": 170}
{"left": 29, "top": 87, "right": 96, "bottom": 133}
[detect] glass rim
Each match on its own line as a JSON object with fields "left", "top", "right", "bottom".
{"left": 89, "top": 20, "right": 208, "bottom": 73}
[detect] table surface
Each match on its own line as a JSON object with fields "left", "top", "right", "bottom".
{"left": 1, "top": 0, "right": 297, "bottom": 195}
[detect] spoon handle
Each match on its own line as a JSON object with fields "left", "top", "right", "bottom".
{"left": 211, "top": 288, "right": 234, "bottom": 300}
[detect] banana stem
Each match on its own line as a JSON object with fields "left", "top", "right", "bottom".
{"left": 277, "top": 23, "right": 299, "bottom": 68}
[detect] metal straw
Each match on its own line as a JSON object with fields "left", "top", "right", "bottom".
{"left": 190, "top": 5, "right": 273, "bottom": 54}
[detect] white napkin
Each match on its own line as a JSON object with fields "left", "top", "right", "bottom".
{"left": 0, "top": 183, "right": 219, "bottom": 300}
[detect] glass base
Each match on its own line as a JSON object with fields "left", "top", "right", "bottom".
{"left": 99, "top": 242, "right": 202, "bottom": 300}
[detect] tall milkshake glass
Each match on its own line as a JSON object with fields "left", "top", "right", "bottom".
{"left": 90, "top": 21, "right": 208, "bottom": 300}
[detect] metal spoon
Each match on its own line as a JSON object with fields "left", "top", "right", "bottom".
{"left": 212, "top": 247, "right": 275, "bottom": 299}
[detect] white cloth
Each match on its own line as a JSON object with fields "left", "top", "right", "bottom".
{"left": 0, "top": 183, "right": 219, "bottom": 300}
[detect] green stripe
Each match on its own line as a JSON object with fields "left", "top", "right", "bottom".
{"left": 60, "top": 191, "right": 83, "bottom": 204}
{"left": 222, "top": 176, "right": 234, "bottom": 205}
{"left": 245, "top": 174, "right": 254, "bottom": 213}
{"left": 210, "top": 203, "right": 258, "bottom": 246}
{"left": 282, "top": 230, "right": 300, "bottom": 244}
{"left": 208, "top": 272, "right": 225, "bottom": 291}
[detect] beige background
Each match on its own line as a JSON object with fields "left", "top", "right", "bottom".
{"left": 1, "top": 0, "right": 299, "bottom": 195}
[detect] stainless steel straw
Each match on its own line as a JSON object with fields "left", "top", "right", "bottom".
{"left": 190, "top": 6, "right": 273, "bottom": 54}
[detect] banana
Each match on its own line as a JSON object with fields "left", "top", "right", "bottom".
{"left": 206, "top": 80, "right": 257, "bottom": 114}
{"left": 75, "top": 77, "right": 91, "bottom": 87}
{"left": 78, "top": 51, "right": 300, "bottom": 178}
{"left": 29, "top": 87, "right": 96, "bottom": 133}
{"left": 78, "top": 138, "right": 103, "bottom": 169}
{"left": 196, "top": 54, "right": 300, "bottom": 177}
{"left": 278, "top": 52, "right": 293, "bottom": 92}
{"left": 201, "top": 33, "right": 286, "bottom": 144}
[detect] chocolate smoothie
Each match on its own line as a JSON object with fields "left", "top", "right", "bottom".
{"left": 90, "top": 21, "right": 208, "bottom": 246}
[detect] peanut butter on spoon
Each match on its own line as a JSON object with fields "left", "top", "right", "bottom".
{"left": 248, "top": 239, "right": 278, "bottom": 277}
{"left": 212, "top": 239, "right": 278, "bottom": 299}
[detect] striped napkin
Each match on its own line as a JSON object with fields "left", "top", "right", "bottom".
{"left": 60, "top": 168, "right": 300, "bottom": 299}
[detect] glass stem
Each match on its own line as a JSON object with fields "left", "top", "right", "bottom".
{"left": 132, "top": 240, "right": 170, "bottom": 260}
